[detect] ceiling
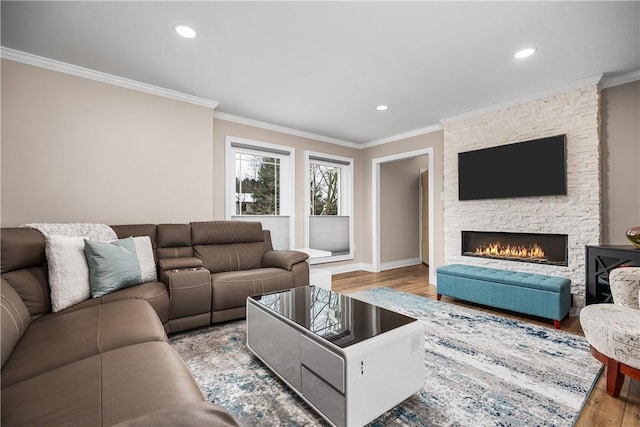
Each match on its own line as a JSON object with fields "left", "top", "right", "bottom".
{"left": 2, "top": 1, "right": 639, "bottom": 145}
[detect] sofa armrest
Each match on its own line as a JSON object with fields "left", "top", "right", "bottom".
{"left": 158, "top": 257, "right": 203, "bottom": 271}
{"left": 262, "top": 250, "right": 309, "bottom": 271}
{"left": 157, "top": 267, "right": 211, "bottom": 332}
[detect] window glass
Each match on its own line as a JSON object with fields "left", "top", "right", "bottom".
{"left": 235, "top": 152, "right": 281, "bottom": 215}
{"left": 310, "top": 163, "right": 340, "bottom": 215}
{"left": 305, "top": 153, "right": 354, "bottom": 262}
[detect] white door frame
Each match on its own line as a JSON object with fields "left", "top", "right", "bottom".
{"left": 419, "top": 167, "right": 428, "bottom": 265}
{"left": 372, "top": 148, "right": 435, "bottom": 285}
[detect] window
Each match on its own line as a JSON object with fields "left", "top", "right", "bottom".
{"left": 235, "top": 153, "right": 280, "bottom": 215}
{"left": 226, "top": 137, "right": 294, "bottom": 249}
{"left": 305, "top": 152, "right": 354, "bottom": 263}
{"left": 310, "top": 163, "right": 341, "bottom": 216}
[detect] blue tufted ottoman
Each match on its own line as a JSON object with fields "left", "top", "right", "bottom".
{"left": 436, "top": 264, "right": 571, "bottom": 328}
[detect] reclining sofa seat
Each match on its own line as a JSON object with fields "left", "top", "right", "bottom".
{"left": 193, "top": 221, "right": 309, "bottom": 322}
{"left": 112, "top": 221, "right": 310, "bottom": 325}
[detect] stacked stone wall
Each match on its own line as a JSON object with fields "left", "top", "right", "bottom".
{"left": 443, "top": 85, "right": 601, "bottom": 307}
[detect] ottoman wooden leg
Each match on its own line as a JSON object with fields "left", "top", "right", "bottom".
{"left": 588, "top": 345, "right": 634, "bottom": 398}
{"left": 436, "top": 294, "right": 442, "bottom": 301}
{"left": 606, "top": 359, "right": 625, "bottom": 397}
{"left": 553, "top": 319, "right": 561, "bottom": 329}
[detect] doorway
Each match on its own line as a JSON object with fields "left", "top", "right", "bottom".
{"left": 372, "top": 148, "right": 435, "bottom": 285}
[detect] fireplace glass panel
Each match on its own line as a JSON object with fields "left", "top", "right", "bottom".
{"left": 462, "top": 231, "right": 568, "bottom": 266}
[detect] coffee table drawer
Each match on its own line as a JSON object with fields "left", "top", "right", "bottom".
{"left": 301, "top": 366, "right": 345, "bottom": 427}
{"left": 300, "top": 334, "right": 345, "bottom": 393}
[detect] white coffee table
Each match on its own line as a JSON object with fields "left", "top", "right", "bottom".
{"left": 246, "top": 286, "right": 425, "bottom": 427}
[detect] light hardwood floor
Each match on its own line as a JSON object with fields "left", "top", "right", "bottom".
{"left": 331, "top": 264, "right": 640, "bottom": 427}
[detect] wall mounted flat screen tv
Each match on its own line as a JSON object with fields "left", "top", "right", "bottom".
{"left": 458, "top": 134, "right": 567, "bottom": 201}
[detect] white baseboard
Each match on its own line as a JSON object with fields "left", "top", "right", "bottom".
{"left": 380, "top": 258, "right": 422, "bottom": 271}
{"left": 321, "top": 258, "right": 423, "bottom": 275}
{"left": 321, "top": 262, "right": 376, "bottom": 275}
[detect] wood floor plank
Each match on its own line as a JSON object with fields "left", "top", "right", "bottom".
{"left": 575, "top": 374, "right": 626, "bottom": 427}
{"left": 621, "top": 377, "right": 640, "bottom": 427}
{"left": 331, "top": 264, "right": 639, "bottom": 427}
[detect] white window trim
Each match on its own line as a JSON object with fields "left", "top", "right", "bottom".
{"left": 304, "top": 150, "right": 354, "bottom": 264}
{"left": 225, "top": 136, "right": 295, "bottom": 249}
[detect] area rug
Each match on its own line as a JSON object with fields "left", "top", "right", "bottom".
{"left": 169, "top": 288, "right": 602, "bottom": 426}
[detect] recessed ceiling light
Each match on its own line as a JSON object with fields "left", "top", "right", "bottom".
{"left": 175, "top": 24, "right": 197, "bottom": 39}
{"left": 514, "top": 48, "right": 536, "bottom": 59}
{"left": 376, "top": 105, "right": 388, "bottom": 111}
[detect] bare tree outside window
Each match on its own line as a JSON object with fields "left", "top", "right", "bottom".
{"left": 236, "top": 153, "right": 280, "bottom": 215}
{"left": 310, "top": 163, "right": 340, "bottom": 215}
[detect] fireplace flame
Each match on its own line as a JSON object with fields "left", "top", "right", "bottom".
{"left": 474, "top": 242, "right": 545, "bottom": 260}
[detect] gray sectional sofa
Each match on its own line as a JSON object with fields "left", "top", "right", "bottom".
{"left": 1, "top": 221, "right": 310, "bottom": 426}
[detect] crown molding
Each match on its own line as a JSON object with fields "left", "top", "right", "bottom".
{"left": 0, "top": 47, "right": 220, "bottom": 110}
{"left": 5, "top": 46, "right": 631, "bottom": 149}
{"left": 212, "top": 111, "right": 361, "bottom": 148}
{"left": 214, "top": 110, "right": 443, "bottom": 149}
{"left": 440, "top": 74, "right": 604, "bottom": 125}
{"left": 601, "top": 69, "right": 640, "bottom": 89}
{"left": 362, "top": 124, "right": 443, "bottom": 148}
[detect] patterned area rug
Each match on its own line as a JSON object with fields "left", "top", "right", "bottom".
{"left": 169, "top": 288, "right": 602, "bottom": 426}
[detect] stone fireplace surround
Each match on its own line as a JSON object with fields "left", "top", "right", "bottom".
{"left": 442, "top": 83, "right": 601, "bottom": 308}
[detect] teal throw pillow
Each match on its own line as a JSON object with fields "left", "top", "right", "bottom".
{"left": 84, "top": 237, "right": 142, "bottom": 298}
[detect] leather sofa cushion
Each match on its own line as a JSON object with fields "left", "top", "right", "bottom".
{"left": 2, "top": 352, "right": 101, "bottom": 426}
{"left": 1, "top": 279, "right": 30, "bottom": 368}
{"left": 192, "top": 221, "right": 263, "bottom": 245}
{"left": 155, "top": 224, "right": 193, "bottom": 258}
{"left": 157, "top": 224, "right": 192, "bottom": 248}
{"left": 1, "top": 341, "right": 205, "bottom": 427}
{"left": 42, "top": 281, "right": 170, "bottom": 325}
{"left": 0, "top": 228, "right": 46, "bottom": 274}
{"left": 111, "top": 224, "right": 158, "bottom": 248}
{"left": 2, "top": 299, "right": 166, "bottom": 388}
{"left": 113, "top": 401, "right": 238, "bottom": 427}
{"left": 100, "top": 281, "right": 170, "bottom": 324}
{"left": 2, "top": 266, "right": 50, "bottom": 318}
{"left": 156, "top": 245, "right": 194, "bottom": 259}
{"left": 194, "top": 242, "right": 265, "bottom": 273}
{"left": 101, "top": 342, "right": 206, "bottom": 425}
{"left": 191, "top": 222, "right": 269, "bottom": 273}
{"left": 211, "top": 268, "right": 294, "bottom": 311}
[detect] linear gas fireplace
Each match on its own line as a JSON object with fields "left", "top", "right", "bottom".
{"left": 462, "top": 231, "right": 568, "bottom": 266}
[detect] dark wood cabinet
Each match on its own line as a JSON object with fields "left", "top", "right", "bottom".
{"left": 585, "top": 245, "right": 640, "bottom": 305}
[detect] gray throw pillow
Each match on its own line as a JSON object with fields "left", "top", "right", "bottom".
{"left": 84, "top": 237, "right": 142, "bottom": 298}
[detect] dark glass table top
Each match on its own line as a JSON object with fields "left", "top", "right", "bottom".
{"left": 249, "top": 286, "right": 417, "bottom": 348}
